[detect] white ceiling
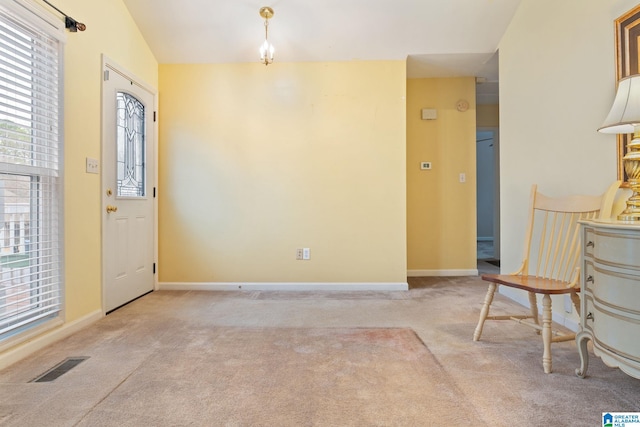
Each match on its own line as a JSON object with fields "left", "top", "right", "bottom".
{"left": 122, "top": 0, "right": 523, "bottom": 104}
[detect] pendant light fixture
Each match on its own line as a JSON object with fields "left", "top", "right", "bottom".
{"left": 259, "top": 6, "right": 275, "bottom": 65}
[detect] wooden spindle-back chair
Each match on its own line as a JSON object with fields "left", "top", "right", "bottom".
{"left": 473, "top": 181, "right": 620, "bottom": 373}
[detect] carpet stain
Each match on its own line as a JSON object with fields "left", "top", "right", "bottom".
{"left": 68, "top": 326, "right": 484, "bottom": 426}
{"left": 335, "top": 328, "right": 429, "bottom": 361}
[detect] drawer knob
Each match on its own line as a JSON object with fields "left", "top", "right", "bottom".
{"left": 586, "top": 275, "right": 594, "bottom": 284}
{"left": 586, "top": 241, "right": 594, "bottom": 248}
{"left": 586, "top": 312, "right": 594, "bottom": 321}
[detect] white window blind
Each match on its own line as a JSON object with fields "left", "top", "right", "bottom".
{"left": 0, "top": 2, "right": 63, "bottom": 340}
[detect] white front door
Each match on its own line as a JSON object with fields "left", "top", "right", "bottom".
{"left": 102, "top": 62, "right": 156, "bottom": 313}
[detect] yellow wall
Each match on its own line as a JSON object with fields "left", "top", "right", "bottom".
{"left": 158, "top": 61, "right": 407, "bottom": 284}
{"left": 406, "top": 78, "right": 477, "bottom": 273}
{"left": 56, "top": 0, "right": 158, "bottom": 319}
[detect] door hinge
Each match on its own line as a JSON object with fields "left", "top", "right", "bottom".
{"left": 153, "top": 263, "right": 156, "bottom": 274}
{"left": 153, "top": 111, "right": 157, "bottom": 122}
{"left": 103, "top": 69, "right": 109, "bottom": 81}
{"left": 153, "top": 187, "right": 156, "bottom": 198}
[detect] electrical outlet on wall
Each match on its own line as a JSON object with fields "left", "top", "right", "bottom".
{"left": 296, "top": 249, "right": 304, "bottom": 260}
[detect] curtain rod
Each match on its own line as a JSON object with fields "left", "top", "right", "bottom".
{"left": 40, "top": 0, "right": 86, "bottom": 32}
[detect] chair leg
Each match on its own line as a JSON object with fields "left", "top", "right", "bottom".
{"left": 570, "top": 290, "right": 580, "bottom": 314}
{"left": 474, "top": 283, "right": 497, "bottom": 341}
{"left": 528, "top": 292, "right": 539, "bottom": 326}
{"left": 542, "top": 294, "right": 552, "bottom": 374}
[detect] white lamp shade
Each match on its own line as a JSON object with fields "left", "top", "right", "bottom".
{"left": 599, "top": 74, "right": 640, "bottom": 134}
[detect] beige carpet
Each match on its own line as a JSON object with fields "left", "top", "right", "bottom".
{"left": 2, "top": 268, "right": 640, "bottom": 426}
{"left": 1, "top": 326, "right": 479, "bottom": 426}
{"left": 92, "top": 327, "right": 479, "bottom": 426}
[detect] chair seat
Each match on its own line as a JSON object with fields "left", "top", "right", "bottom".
{"left": 481, "top": 274, "right": 579, "bottom": 295}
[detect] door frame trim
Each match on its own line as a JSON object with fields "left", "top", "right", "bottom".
{"left": 476, "top": 126, "right": 500, "bottom": 260}
{"left": 100, "top": 55, "right": 158, "bottom": 314}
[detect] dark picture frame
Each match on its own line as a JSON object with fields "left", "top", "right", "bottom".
{"left": 614, "top": 5, "right": 640, "bottom": 184}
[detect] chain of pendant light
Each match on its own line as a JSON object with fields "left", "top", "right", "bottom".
{"left": 259, "top": 7, "right": 275, "bottom": 65}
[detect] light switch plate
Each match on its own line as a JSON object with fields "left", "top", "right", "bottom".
{"left": 86, "top": 157, "right": 99, "bottom": 174}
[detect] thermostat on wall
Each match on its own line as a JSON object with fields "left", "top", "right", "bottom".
{"left": 421, "top": 109, "right": 437, "bottom": 120}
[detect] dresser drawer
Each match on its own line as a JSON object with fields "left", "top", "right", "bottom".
{"left": 593, "top": 307, "right": 640, "bottom": 363}
{"left": 594, "top": 230, "right": 640, "bottom": 271}
{"left": 582, "top": 261, "right": 595, "bottom": 293}
{"left": 593, "top": 265, "right": 640, "bottom": 314}
{"left": 583, "top": 295, "right": 595, "bottom": 334}
{"left": 583, "top": 227, "right": 595, "bottom": 258}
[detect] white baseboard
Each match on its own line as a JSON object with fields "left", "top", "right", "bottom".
{"left": 407, "top": 269, "right": 478, "bottom": 277}
{"left": 158, "top": 282, "right": 409, "bottom": 291}
{"left": 560, "top": 316, "right": 579, "bottom": 333}
{"left": 0, "top": 309, "right": 103, "bottom": 371}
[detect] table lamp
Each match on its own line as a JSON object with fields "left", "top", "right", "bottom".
{"left": 599, "top": 74, "right": 640, "bottom": 221}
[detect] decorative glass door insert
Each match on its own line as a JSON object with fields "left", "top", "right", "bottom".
{"left": 116, "top": 92, "right": 145, "bottom": 198}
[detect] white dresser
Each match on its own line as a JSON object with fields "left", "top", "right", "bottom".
{"left": 576, "top": 220, "right": 640, "bottom": 379}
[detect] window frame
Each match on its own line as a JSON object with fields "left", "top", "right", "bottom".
{"left": 0, "top": 0, "right": 65, "bottom": 349}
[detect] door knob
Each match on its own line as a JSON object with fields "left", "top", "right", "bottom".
{"left": 106, "top": 205, "right": 118, "bottom": 213}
